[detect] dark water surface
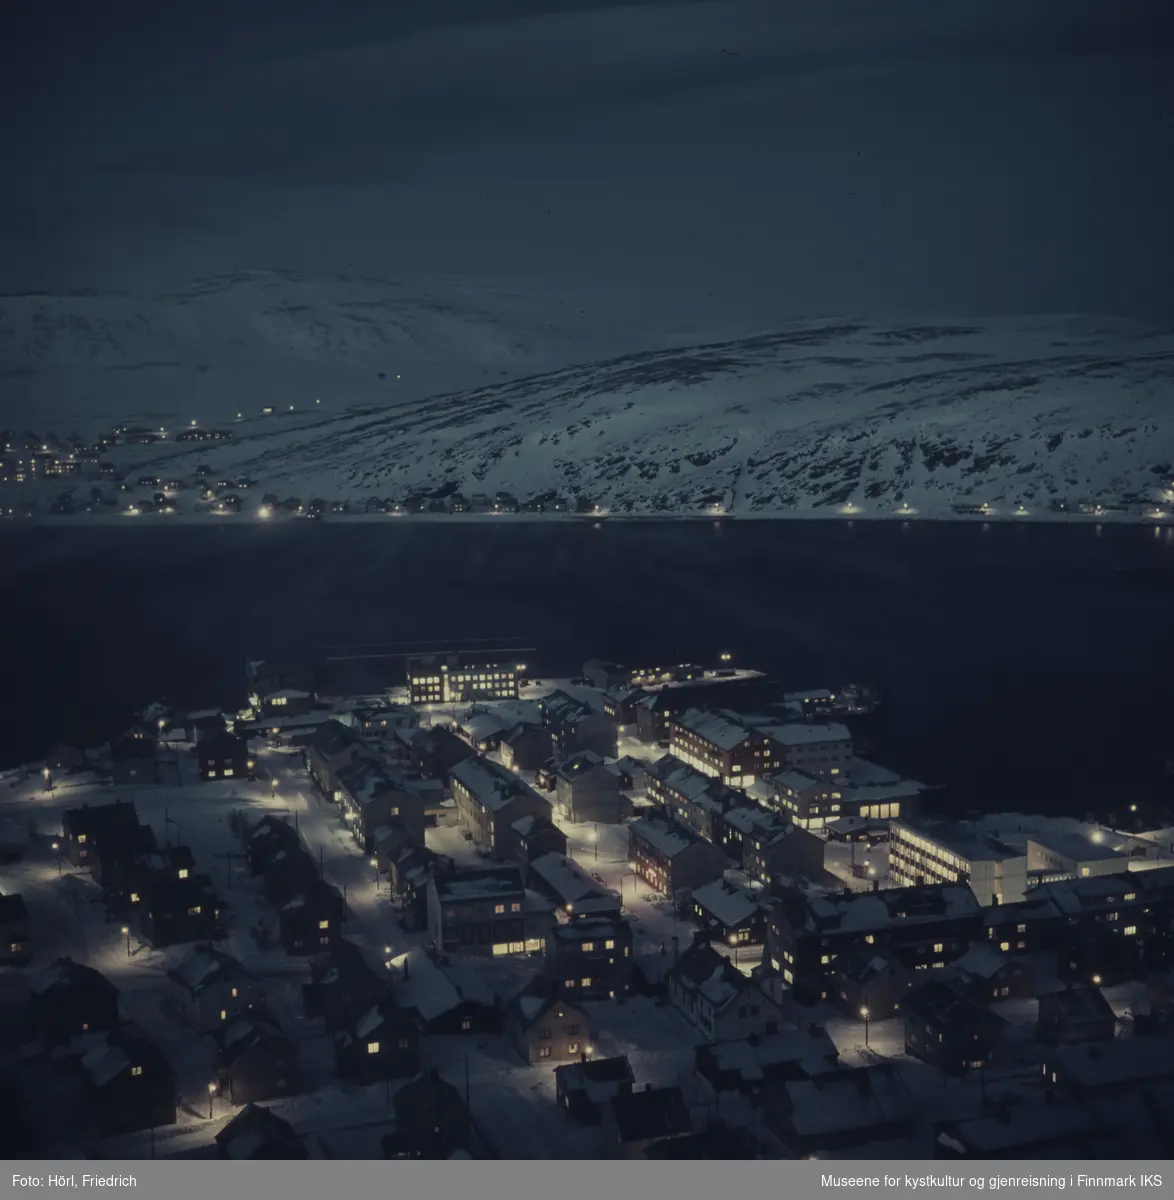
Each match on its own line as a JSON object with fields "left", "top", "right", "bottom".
{"left": 3, "top": 519, "right": 1173, "bottom": 820}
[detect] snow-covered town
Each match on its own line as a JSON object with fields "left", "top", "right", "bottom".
{"left": 2, "top": 648, "right": 1174, "bottom": 1161}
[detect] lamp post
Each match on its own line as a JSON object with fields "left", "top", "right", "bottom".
{"left": 371, "top": 857, "right": 380, "bottom": 886}
{"left": 593, "top": 824, "right": 599, "bottom": 862}
{"left": 121, "top": 926, "right": 131, "bottom": 958}
{"left": 861, "top": 1006, "right": 871, "bottom": 1048}
{"left": 208, "top": 1081, "right": 217, "bottom": 1119}
{"left": 270, "top": 777, "right": 278, "bottom": 803}
{"left": 728, "top": 933, "right": 740, "bottom": 967}
{"left": 52, "top": 841, "right": 61, "bottom": 876}
{"left": 42, "top": 767, "right": 52, "bottom": 794}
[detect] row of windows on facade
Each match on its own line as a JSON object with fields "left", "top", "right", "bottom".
{"left": 442, "top": 902, "right": 522, "bottom": 919}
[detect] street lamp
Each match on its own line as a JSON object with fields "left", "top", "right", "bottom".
{"left": 728, "top": 933, "right": 740, "bottom": 967}
{"left": 42, "top": 767, "right": 52, "bottom": 793}
{"left": 208, "top": 1081, "right": 217, "bottom": 1119}
{"left": 121, "top": 926, "right": 131, "bottom": 958}
{"left": 52, "top": 841, "right": 61, "bottom": 875}
{"left": 270, "top": 777, "right": 278, "bottom": 800}
{"left": 592, "top": 824, "right": 599, "bottom": 862}
{"left": 860, "top": 1006, "right": 871, "bottom": 1048}
{"left": 371, "top": 857, "right": 380, "bottom": 886}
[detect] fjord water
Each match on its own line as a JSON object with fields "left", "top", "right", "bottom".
{"left": 2, "top": 519, "right": 1172, "bottom": 821}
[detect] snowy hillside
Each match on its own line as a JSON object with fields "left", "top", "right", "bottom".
{"left": 3, "top": 278, "right": 1173, "bottom": 519}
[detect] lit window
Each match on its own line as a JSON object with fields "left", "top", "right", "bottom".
{"left": 1124, "top": 925, "right": 1137, "bottom": 936}
{"left": 1000, "top": 942, "right": 1010, "bottom": 951}
{"left": 494, "top": 904, "right": 506, "bottom": 915}
{"left": 130, "top": 892, "right": 140, "bottom": 903}
{"left": 220, "top": 1010, "right": 227, "bottom": 1021}
{"left": 581, "top": 942, "right": 595, "bottom": 953}
{"left": 933, "top": 943, "right": 944, "bottom": 953}
{"left": 511, "top": 902, "right": 522, "bottom": 913}
{"left": 581, "top": 977, "right": 592, "bottom": 987}
{"left": 568, "top": 1042, "right": 580, "bottom": 1054}
{"left": 231, "top": 987, "right": 238, "bottom": 998}
{"left": 178, "top": 868, "right": 189, "bottom": 880}
{"left": 77, "top": 835, "right": 87, "bottom": 845}
{"left": 564, "top": 979, "right": 575, "bottom": 988}
{"left": 538, "top": 1046, "right": 552, "bottom": 1059}
{"left": 188, "top": 906, "right": 202, "bottom": 916}
{"left": 318, "top": 920, "right": 329, "bottom": 930}
{"left": 605, "top": 939, "right": 615, "bottom": 950}
{"left": 367, "top": 1042, "right": 380, "bottom": 1055}
{"left": 131, "top": 1066, "right": 143, "bottom": 1076}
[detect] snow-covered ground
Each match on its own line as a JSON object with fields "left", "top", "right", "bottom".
{"left": 5, "top": 297, "right": 1174, "bottom": 522}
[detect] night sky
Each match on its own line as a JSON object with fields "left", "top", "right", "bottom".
{"left": 4, "top": 0, "right": 1174, "bottom": 325}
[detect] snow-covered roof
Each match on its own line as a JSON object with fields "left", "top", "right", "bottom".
{"left": 800, "top": 883, "right": 982, "bottom": 934}
{"left": 355, "top": 1005, "right": 384, "bottom": 1040}
{"left": 391, "top": 948, "right": 494, "bottom": 1021}
{"left": 450, "top": 758, "right": 537, "bottom": 812}
{"left": 528, "top": 853, "right": 607, "bottom": 906}
{"left": 670, "top": 709, "right": 753, "bottom": 751}
{"left": 707, "top": 1028, "right": 838, "bottom": 1080}
{"left": 762, "top": 722, "right": 852, "bottom": 747}
{"left": 519, "top": 995, "right": 546, "bottom": 1022}
{"left": 692, "top": 878, "right": 761, "bottom": 927}
{"left": 941, "top": 1101, "right": 1100, "bottom": 1154}
{"left": 893, "top": 818, "right": 1024, "bottom": 864}
{"left": 80, "top": 1041, "right": 131, "bottom": 1088}
{"left": 951, "top": 943, "right": 1008, "bottom": 981}
{"left": 169, "top": 944, "right": 250, "bottom": 994}
{"left": 432, "top": 867, "right": 525, "bottom": 903}
{"left": 629, "top": 815, "right": 700, "bottom": 859}
{"left": 1026, "top": 831, "right": 1125, "bottom": 863}
{"left": 782, "top": 1068, "right": 911, "bottom": 1137}
{"left": 771, "top": 769, "right": 824, "bottom": 794}
{"left": 460, "top": 713, "right": 508, "bottom": 742}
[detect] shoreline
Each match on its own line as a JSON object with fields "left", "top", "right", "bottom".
{"left": 3, "top": 508, "right": 1172, "bottom": 530}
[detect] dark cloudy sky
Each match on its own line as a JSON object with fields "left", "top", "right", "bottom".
{"left": 4, "top": 0, "right": 1173, "bottom": 324}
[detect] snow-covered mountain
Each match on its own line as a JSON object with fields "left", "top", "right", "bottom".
{"left": 3, "top": 275, "right": 1172, "bottom": 519}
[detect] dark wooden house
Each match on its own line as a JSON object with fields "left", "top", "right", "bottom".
{"left": 278, "top": 879, "right": 345, "bottom": 955}
{"left": 903, "top": 980, "right": 1009, "bottom": 1073}
{"left": 198, "top": 730, "right": 251, "bottom": 782}
{"left": 216, "top": 1015, "right": 299, "bottom": 1105}
{"left": 0, "top": 893, "right": 31, "bottom": 965}
{"left": 554, "top": 1054, "right": 635, "bottom": 1124}
{"left": 80, "top": 1030, "right": 176, "bottom": 1138}
{"left": 30, "top": 958, "right": 121, "bottom": 1041}
{"left": 61, "top": 801, "right": 142, "bottom": 868}
{"left": 335, "top": 1001, "right": 420, "bottom": 1084}
{"left": 216, "top": 1103, "right": 307, "bottom": 1160}
{"left": 303, "top": 939, "right": 389, "bottom": 1031}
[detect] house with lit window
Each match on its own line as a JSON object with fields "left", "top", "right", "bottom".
{"left": 390, "top": 946, "right": 501, "bottom": 1035}
{"left": 335, "top": 759, "right": 427, "bottom": 851}
{"left": 666, "top": 709, "right": 785, "bottom": 789}
{"left": 902, "top": 980, "right": 1010, "bottom": 1074}
{"left": 168, "top": 944, "right": 264, "bottom": 1034}
{"left": 691, "top": 877, "right": 769, "bottom": 947}
{"left": 92, "top": 832, "right": 173, "bottom": 913}
{"left": 830, "top": 950, "right": 914, "bottom": 1022}
{"left": 450, "top": 757, "right": 552, "bottom": 858}
{"left": 335, "top": 1001, "right": 421, "bottom": 1084}
{"left": 722, "top": 805, "right": 825, "bottom": 886}
{"left": 182, "top": 709, "right": 228, "bottom": 744}
{"left": 507, "top": 979, "right": 591, "bottom": 1065}
{"left": 889, "top": 818, "right": 1028, "bottom": 906}
{"left": 1026, "top": 832, "right": 1129, "bottom": 886}
{"left": 602, "top": 685, "right": 649, "bottom": 730}
{"left": 540, "top": 691, "right": 617, "bottom": 759}
{"left": 942, "top": 942, "right": 1039, "bottom": 1004}
{"left": 254, "top": 686, "right": 317, "bottom": 718}
{"left": 770, "top": 758, "right": 923, "bottom": 829}
{"left": 197, "top": 730, "right": 251, "bottom": 782}
{"left": 499, "top": 724, "right": 554, "bottom": 773}
{"left": 215, "top": 1014, "right": 299, "bottom": 1106}
{"left": 768, "top": 883, "right": 985, "bottom": 1003}
{"left": 138, "top": 871, "right": 224, "bottom": 947}
{"left": 303, "top": 939, "right": 389, "bottom": 1032}
{"left": 1041, "top": 1030, "right": 1174, "bottom": 1096}
{"left": 527, "top": 852, "right": 621, "bottom": 916}
{"left": 80, "top": 1029, "right": 177, "bottom": 1138}
{"left": 307, "top": 720, "right": 378, "bottom": 799}
{"left": 1033, "top": 865, "right": 1174, "bottom": 985}
{"left": 667, "top": 940, "right": 785, "bottom": 1042}
{"left": 980, "top": 893, "right": 1066, "bottom": 958}
{"left": 111, "top": 726, "right": 160, "bottom": 786}
{"left": 278, "top": 879, "right": 345, "bottom": 956}
{"left": 61, "top": 800, "right": 142, "bottom": 868}
{"left": 628, "top": 816, "right": 728, "bottom": 902}
{"left": 645, "top": 755, "right": 753, "bottom": 850}
{"left": 348, "top": 704, "right": 420, "bottom": 741}
{"left": 0, "top": 893, "right": 31, "bottom": 965}
{"left": 554, "top": 751, "right": 628, "bottom": 824}
{"left": 755, "top": 721, "right": 853, "bottom": 778}
{"left": 545, "top": 914, "right": 634, "bottom": 1001}
{"left": 426, "top": 866, "right": 544, "bottom": 957}
{"left": 406, "top": 654, "right": 520, "bottom": 706}
{"left": 30, "top": 958, "right": 121, "bottom": 1043}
